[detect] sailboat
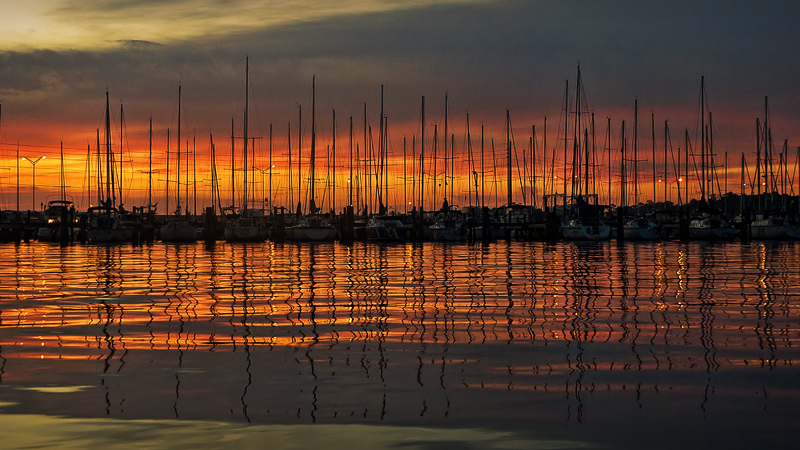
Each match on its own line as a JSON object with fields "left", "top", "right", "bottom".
{"left": 285, "top": 76, "right": 337, "bottom": 242}
{"left": 561, "top": 65, "right": 611, "bottom": 241}
{"left": 86, "top": 92, "right": 133, "bottom": 243}
{"left": 422, "top": 93, "right": 466, "bottom": 242}
{"left": 37, "top": 144, "right": 78, "bottom": 242}
{"left": 161, "top": 85, "right": 199, "bottom": 242}
{"left": 622, "top": 100, "right": 659, "bottom": 241}
{"left": 224, "top": 57, "right": 268, "bottom": 242}
{"left": 688, "top": 77, "right": 737, "bottom": 241}
{"left": 749, "top": 97, "right": 798, "bottom": 240}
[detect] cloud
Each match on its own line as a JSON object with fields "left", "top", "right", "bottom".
{"left": 1, "top": 0, "right": 799, "bottom": 157}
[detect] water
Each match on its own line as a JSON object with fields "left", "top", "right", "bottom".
{"left": 0, "top": 241, "right": 798, "bottom": 449}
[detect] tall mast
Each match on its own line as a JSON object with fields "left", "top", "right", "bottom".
{"left": 60, "top": 142, "right": 65, "bottom": 200}
{"left": 297, "top": 104, "right": 302, "bottom": 215}
{"left": 166, "top": 128, "right": 170, "bottom": 215}
{"left": 332, "top": 109, "right": 336, "bottom": 214}
{"left": 621, "top": 120, "right": 626, "bottom": 210}
{"left": 651, "top": 111, "right": 656, "bottom": 204}
{"left": 269, "top": 124, "right": 273, "bottom": 213}
{"left": 663, "top": 120, "right": 668, "bottom": 204}
{"left": 481, "top": 124, "right": 485, "bottom": 209}
{"left": 349, "top": 116, "right": 353, "bottom": 206}
{"left": 148, "top": 117, "right": 152, "bottom": 211}
{"left": 420, "top": 96, "right": 425, "bottom": 211}
{"left": 444, "top": 92, "right": 446, "bottom": 203}
{"left": 309, "top": 75, "right": 316, "bottom": 214}
{"left": 633, "top": 98, "right": 638, "bottom": 207}
{"left": 532, "top": 125, "right": 537, "bottom": 209}
{"left": 244, "top": 57, "right": 249, "bottom": 211}
{"left": 96, "top": 130, "right": 101, "bottom": 205}
{"left": 563, "top": 79, "right": 569, "bottom": 210}
{"left": 105, "top": 91, "right": 112, "bottom": 206}
{"left": 378, "top": 85, "right": 385, "bottom": 213}
{"left": 193, "top": 136, "right": 197, "bottom": 215}
{"left": 177, "top": 85, "right": 181, "bottom": 214}
{"left": 363, "top": 102, "right": 367, "bottom": 213}
{"left": 404, "top": 135, "right": 407, "bottom": 213}
{"left": 606, "top": 118, "right": 612, "bottom": 205}
{"left": 506, "top": 110, "right": 512, "bottom": 207}
{"left": 573, "top": 66, "right": 581, "bottom": 200}
{"left": 433, "top": 124, "right": 438, "bottom": 210}
{"left": 543, "top": 117, "right": 547, "bottom": 202}
{"left": 120, "top": 103, "right": 124, "bottom": 207}
{"left": 230, "top": 118, "right": 234, "bottom": 208}
{"left": 700, "top": 76, "right": 706, "bottom": 201}
{"left": 288, "top": 122, "right": 292, "bottom": 209}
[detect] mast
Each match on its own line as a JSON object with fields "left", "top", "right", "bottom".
{"left": 148, "top": 117, "right": 152, "bottom": 212}
{"left": 573, "top": 66, "right": 582, "bottom": 201}
{"left": 633, "top": 98, "right": 638, "bottom": 207}
{"left": 332, "top": 109, "right": 336, "bottom": 214}
{"left": 664, "top": 120, "right": 668, "bottom": 204}
{"left": 756, "top": 117, "right": 761, "bottom": 212}
{"left": 269, "top": 124, "right": 273, "bottom": 213}
{"left": 563, "top": 79, "right": 569, "bottom": 212}
{"left": 621, "top": 120, "right": 626, "bottom": 211}
{"left": 433, "top": 124, "right": 438, "bottom": 209}
{"left": 506, "top": 110, "right": 512, "bottom": 207}
{"left": 177, "top": 85, "right": 181, "bottom": 214}
{"left": 60, "top": 142, "right": 65, "bottom": 200}
{"left": 16, "top": 141, "right": 19, "bottom": 211}
{"left": 481, "top": 124, "right": 485, "bottom": 209}
{"left": 363, "top": 102, "right": 367, "bottom": 213}
{"left": 96, "top": 130, "right": 101, "bottom": 205}
{"left": 444, "top": 93, "right": 448, "bottom": 206}
{"left": 420, "top": 96, "right": 425, "bottom": 211}
{"left": 230, "top": 119, "right": 234, "bottom": 208}
{"left": 700, "top": 76, "right": 706, "bottom": 202}
{"left": 166, "top": 128, "right": 170, "bottom": 215}
{"left": 606, "top": 118, "right": 612, "bottom": 205}
{"left": 297, "top": 104, "right": 302, "bottom": 215}
{"left": 309, "top": 75, "right": 316, "bottom": 214}
{"left": 120, "top": 103, "right": 124, "bottom": 207}
{"left": 404, "top": 135, "right": 407, "bottom": 213}
{"left": 532, "top": 125, "right": 537, "bottom": 209}
{"left": 349, "top": 116, "right": 353, "bottom": 207}
{"left": 652, "top": 111, "right": 656, "bottom": 205}
{"left": 244, "top": 58, "right": 249, "bottom": 212}
{"left": 543, "top": 117, "right": 547, "bottom": 204}
{"left": 193, "top": 136, "right": 197, "bottom": 215}
{"left": 105, "top": 91, "right": 112, "bottom": 206}
{"left": 378, "top": 86, "right": 385, "bottom": 213}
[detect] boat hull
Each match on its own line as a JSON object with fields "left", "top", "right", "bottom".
{"left": 160, "top": 220, "right": 199, "bottom": 242}
{"left": 750, "top": 220, "right": 798, "bottom": 240}
{"left": 623, "top": 224, "right": 659, "bottom": 241}
{"left": 562, "top": 223, "right": 611, "bottom": 241}
{"left": 224, "top": 218, "right": 267, "bottom": 242}
{"left": 285, "top": 225, "right": 337, "bottom": 242}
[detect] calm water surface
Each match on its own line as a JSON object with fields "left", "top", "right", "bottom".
{"left": 0, "top": 241, "right": 798, "bottom": 449}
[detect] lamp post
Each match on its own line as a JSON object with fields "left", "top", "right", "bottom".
{"left": 22, "top": 156, "right": 46, "bottom": 211}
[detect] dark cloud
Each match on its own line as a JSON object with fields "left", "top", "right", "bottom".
{"left": 1, "top": 0, "right": 798, "bottom": 152}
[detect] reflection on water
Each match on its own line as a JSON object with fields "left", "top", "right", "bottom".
{"left": 0, "top": 241, "right": 799, "bottom": 448}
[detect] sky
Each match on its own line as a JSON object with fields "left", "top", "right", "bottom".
{"left": 1, "top": 0, "right": 799, "bottom": 213}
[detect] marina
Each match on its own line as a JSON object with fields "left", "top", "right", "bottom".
{"left": 2, "top": 1, "right": 800, "bottom": 448}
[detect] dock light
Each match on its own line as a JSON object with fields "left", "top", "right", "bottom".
{"left": 22, "top": 156, "right": 46, "bottom": 211}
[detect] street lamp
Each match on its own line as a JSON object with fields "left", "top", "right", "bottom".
{"left": 22, "top": 156, "right": 46, "bottom": 211}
